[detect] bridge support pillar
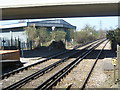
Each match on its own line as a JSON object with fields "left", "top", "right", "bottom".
{"left": 117, "top": 45, "right": 120, "bottom": 86}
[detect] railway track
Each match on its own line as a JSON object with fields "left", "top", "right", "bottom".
{"left": 53, "top": 40, "right": 109, "bottom": 89}
{"left": 33, "top": 39, "right": 106, "bottom": 90}
{"left": 1, "top": 39, "right": 105, "bottom": 90}
{"left": 1, "top": 50, "right": 68, "bottom": 79}
{"left": 1, "top": 39, "right": 100, "bottom": 80}
{"left": 80, "top": 40, "right": 109, "bottom": 90}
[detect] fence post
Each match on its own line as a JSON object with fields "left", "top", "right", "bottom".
{"left": 30, "top": 41, "right": 32, "bottom": 50}
{"left": 117, "top": 45, "right": 120, "bottom": 86}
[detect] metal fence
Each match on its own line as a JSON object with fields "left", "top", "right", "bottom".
{"left": 0, "top": 38, "right": 31, "bottom": 50}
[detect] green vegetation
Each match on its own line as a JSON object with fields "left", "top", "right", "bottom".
{"left": 24, "top": 26, "right": 67, "bottom": 48}
{"left": 36, "top": 27, "right": 51, "bottom": 46}
{"left": 65, "top": 29, "right": 75, "bottom": 42}
{"left": 24, "top": 24, "right": 106, "bottom": 49}
{"left": 106, "top": 28, "right": 120, "bottom": 50}
{"left": 25, "top": 26, "right": 36, "bottom": 42}
{"left": 74, "top": 24, "right": 105, "bottom": 44}
{"left": 106, "top": 28, "right": 120, "bottom": 44}
{"left": 25, "top": 26, "right": 51, "bottom": 48}
{"left": 51, "top": 31, "right": 66, "bottom": 41}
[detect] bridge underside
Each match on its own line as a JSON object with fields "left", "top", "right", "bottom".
{"left": 1, "top": 3, "right": 119, "bottom": 20}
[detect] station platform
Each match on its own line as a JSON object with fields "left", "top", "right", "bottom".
{"left": 1, "top": 60, "right": 23, "bottom": 75}
{"left": 1, "top": 60, "right": 23, "bottom": 68}
{"left": 0, "top": 50, "right": 22, "bottom": 75}
{"left": 0, "top": 50, "right": 20, "bottom": 60}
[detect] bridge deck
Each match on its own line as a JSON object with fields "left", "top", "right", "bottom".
{"left": 1, "top": 0, "right": 119, "bottom": 20}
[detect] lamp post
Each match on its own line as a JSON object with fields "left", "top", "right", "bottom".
{"left": 51, "top": 26, "right": 55, "bottom": 41}
{"left": 52, "top": 26, "right": 55, "bottom": 31}
{"left": 0, "top": 29, "right": 2, "bottom": 47}
{"left": 2, "top": 38, "right": 5, "bottom": 48}
{"left": 10, "top": 31, "right": 13, "bottom": 46}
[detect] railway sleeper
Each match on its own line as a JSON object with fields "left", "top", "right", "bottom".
{"left": 2, "top": 39, "right": 105, "bottom": 89}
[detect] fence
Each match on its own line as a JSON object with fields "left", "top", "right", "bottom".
{"left": 0, "top": 38, "right": 32, "bottom": 50}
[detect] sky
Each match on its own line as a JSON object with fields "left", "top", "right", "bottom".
{"left": 0, "top": 0, "right": 119, "bottom": 30}
{"left": 0, "top": 16, "right": 119, "bottom": 31}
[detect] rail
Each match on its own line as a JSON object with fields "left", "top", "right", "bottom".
{"left": 2, "top": 39, "right": 105, "bottom": 90}
{"left": 1, "top": 39, "right": 101, "bottom": 79}
{"left": 81, "top": 40, "right": 109, "bottom": 90}
{"left": 34, "top": 39, "right": 106, "bottom": 90}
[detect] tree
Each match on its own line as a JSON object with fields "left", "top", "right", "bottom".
{"left": 106, "top": 30, "right": 116, "bottom": 41}
{"left": 24, "top": 26, "right": 36, "bottom": 42}
{"left": 74, "top": 24, "right": 99, "bottom": 44}
{"left": 107, "top": 28, "right": 120, "bottom": 45}
{"left": 51, "top": 31, "right": 66, "bottom": 41}
{"left": 25, "top": 26, "right": 51, "bottom": 48}
{"left": 24, "top": 26, "right": 37, "bottom": 48}
{"left": 36, "top": 27, "right": 50, "bottom": 46}
{"left": 115, "top": 28, "right": 120, "bottom": 45}
{"left": 65, "top": 29, "right": 75, "bottom": 42}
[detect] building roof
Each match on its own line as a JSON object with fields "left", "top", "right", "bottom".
{"left": 1, "top": 19, "right": 76, "bottom": 30}
{"left": 28, "top": 19, "right": 76, "bottom": 29}
{"left": 0, "top": 23, "right": 27, "bottom": 29}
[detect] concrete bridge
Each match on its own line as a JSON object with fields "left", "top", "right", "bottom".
{"left": 0, "top": 0, "right": 119, "bottom": 20}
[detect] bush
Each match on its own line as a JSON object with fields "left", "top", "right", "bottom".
{"left": 74, "top": 24, "right": 100, "bottom": 44}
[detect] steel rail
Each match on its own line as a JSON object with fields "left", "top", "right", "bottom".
{"left": 34, "top": 39, "right": 106, "bottom": 90}
{"left": 80, "top": 40, "right": 109, "bottom": 90}
{"left": 1, "top": 39, "right": 101, "bottom": 80}
{"left": 2, "top": 39, "right": 104, "bottom": 90}
{"left": 1, "top": 50, "right": 68, "bottom": 79}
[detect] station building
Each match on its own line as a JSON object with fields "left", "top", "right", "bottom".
{"left": 0, "top": 19, "right": 76, "bottom": 47}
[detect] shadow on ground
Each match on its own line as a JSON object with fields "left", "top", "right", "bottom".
{"left": 2, "top": 47, "right": 116, "bottom": 75}
{"left": 21, "top": 46, "right": 116, "bottom": 59}
{"left": 84, "top": 49, "right": 116, "bottom": 59}
{"left": 22, "top": 46, "right": 66, "bottom": 58}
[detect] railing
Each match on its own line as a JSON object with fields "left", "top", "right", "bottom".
{"left": 0, "top": 38, "right": 31, "bottom": 50}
